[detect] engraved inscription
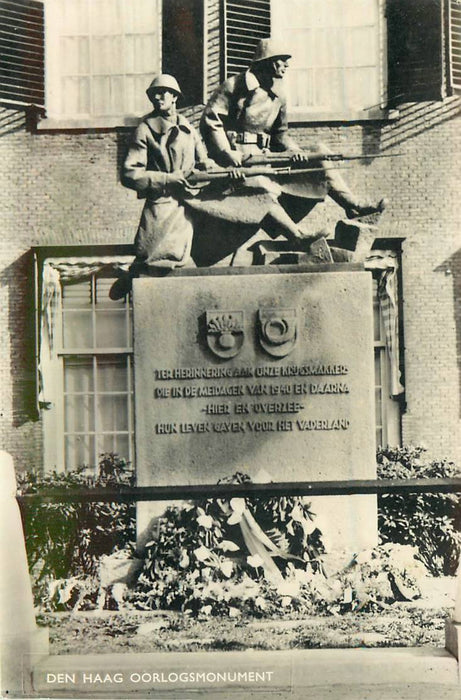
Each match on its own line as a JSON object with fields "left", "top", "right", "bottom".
{"left": 152, "top": 363, "right": 351, "bottom": 437}
{"left": 252, "top": 402, "right": 304, "bottom": 413}
{"left": 310, "top": 383, "right": 350, "bottom": 394}
{"left": 154, "top": 364, "right": 348, "bottom": 380}
{"left": 297, "top": 419, "right": 350, "bottom": 430}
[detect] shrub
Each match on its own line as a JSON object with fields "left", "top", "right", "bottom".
{"left": 377, "top": 445, "right": 461, "bottom": 576}
{"left": 17, "top": 453, "right": 136, "bottom": 609}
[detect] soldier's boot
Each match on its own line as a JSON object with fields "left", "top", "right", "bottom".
{"left": 326, "top": 178, "right": 387, "bottom": 219}
{"left": 329, "top": 189, "right": 388, "bottom": 219}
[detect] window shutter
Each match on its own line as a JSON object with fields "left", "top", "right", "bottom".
{"left": 223, "top": 0, "right": 270, "bottom": 78}
{"left": 387, "top": 0, "right": 444, "bottom": 105}
{"left": 449, "top": 0, "right": 461, "bottom": 94}
{"left": 0, "top": 0, "right": 44, "bottom": 107}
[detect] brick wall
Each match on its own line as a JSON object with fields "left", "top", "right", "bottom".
{"left": 1, "top": 9, "right": 460, "bottom": 471}
{"left": 288, "top": 100, "right": 461, "bottom": 462}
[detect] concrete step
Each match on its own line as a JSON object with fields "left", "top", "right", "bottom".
{"left": 32, "top": 646, "right": 459, "bottom": 697}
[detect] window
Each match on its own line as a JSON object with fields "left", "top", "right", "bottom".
{"left": 271, "top": 0, "right": 386, "bottom": 119}
{"left": 38, "top": 253, "right": 134, "bottom": 471}
{"left": 43, "top": 0, "right": 161, "bottom": 127}
{"left": 60, "top": 277, "right": 134, "bottom": 468}
{"left": 222, "top": 0, "right": 457, "bottom": 120}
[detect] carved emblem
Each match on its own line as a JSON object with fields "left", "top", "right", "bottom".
{"left": 258, "top": 308, "right": 297, "bottom": 357}
{"left": 206, "top": 311, "right": 244, "bottom": 359}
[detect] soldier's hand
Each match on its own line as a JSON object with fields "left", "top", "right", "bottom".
{"left": 166, "top": 170, "right": 188, "bottom": 187}
{"left": 291, "top": 151, "right": 310, "bottom": 164}
{"left": 220, "top": 150, "right": 243, "bottom": 168}
{"left": 228, "top": 168, "right": 245, "bottom": 182}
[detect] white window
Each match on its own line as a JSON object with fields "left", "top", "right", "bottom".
{"left": 60, "top": 277, "right": 134, "bottom": 468}
{"left": 43, "top": 0, "right": 161, "bottom": 127}
{"left": 39, "top": 256, "right": 134, "bottom": 471}
{"left": 271, "top": 0, "right": 387, "bottom": 120}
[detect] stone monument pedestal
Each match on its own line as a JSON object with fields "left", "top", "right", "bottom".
{"left": 133, "top": 264, "right": 378, "bottom": 556}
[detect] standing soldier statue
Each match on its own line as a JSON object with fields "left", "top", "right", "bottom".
{"left": 111, "top": 74, "right": 211, "bottom": 299}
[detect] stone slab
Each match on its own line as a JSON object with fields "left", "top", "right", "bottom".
{"left": 133, "top": 265, "right": 377, "bottom": 552}
{"left": 32, "top": 647, "right": 459, "bottom": 697}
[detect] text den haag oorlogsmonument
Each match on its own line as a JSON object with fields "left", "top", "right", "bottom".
{"left": 133, "top": 266, "right": 378, "bottom": 553}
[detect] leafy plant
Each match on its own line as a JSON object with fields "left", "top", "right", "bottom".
{"left": 17, "top": 453, "right": 136, "bottom": 609}
{"left": 377, "top": 445, "right": 461, "bottom": 575}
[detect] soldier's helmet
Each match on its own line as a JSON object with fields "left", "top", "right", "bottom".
{"left": 146, "top": 74, "right": 182, "bottom": 101}
{"left": 251, "top": 38, "right": 292, "bottom": 64}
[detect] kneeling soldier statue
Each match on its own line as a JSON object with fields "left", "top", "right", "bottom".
{"left": 199, "top": 37, "right": 386, "bottom": 241}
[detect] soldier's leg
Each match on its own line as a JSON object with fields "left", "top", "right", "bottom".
{"left": 315, "top": 142, "right": 387, "bottom": 218}
{"left": 263, "top": 203, "right": 324, "bottom": 245}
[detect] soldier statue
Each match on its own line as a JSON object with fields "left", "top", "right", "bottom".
{"left": 196, "top": 37, "right": 386, "bottom": 246}
{"left": 110, "top": 74, "right": 212, "bottom": 299}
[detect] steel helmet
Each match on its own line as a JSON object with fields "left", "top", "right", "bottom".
{"left": 146, "top": 74, "right": 182, "bottom": 101}
{"left": 252, "top": 38, "right": 291, "bottom": 64}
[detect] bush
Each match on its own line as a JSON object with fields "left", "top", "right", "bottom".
{"left": 17, "top": 453, "right": 136, "bottom": 609}
{"left": 19, "top": 447, "right": 461, "bottom": 614}
{"left": 377, "top": 445, "right": 461, "bottom": 576}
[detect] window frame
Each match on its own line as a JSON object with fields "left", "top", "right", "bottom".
{"left": 271, "top": 0, "right": 391, "bottom": 123}
{"left": 34, "top": 245, "right": 136, "bottom": 471}
{"left": 38, "top": 0, "right": 164, "bottom": 130}
{"left": 59, "top": 275, "right": 135, "bottom": 469}
{"left": 221, "top": 0, "right": 399, "bottom": 123}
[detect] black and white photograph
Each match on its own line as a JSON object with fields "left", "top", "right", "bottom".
{"left": 1, "top": 0, "right": 461, "bottom": 697}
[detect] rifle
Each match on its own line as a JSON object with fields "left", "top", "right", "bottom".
{"left": 187, "top": 164, "right": 330, "bottom": 186}
{"left": 242, "top": 152, "right": 403, "bottom": 167}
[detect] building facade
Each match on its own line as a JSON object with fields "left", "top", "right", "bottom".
{"left": 0, "top": 0, "right": 460, "bottom": 473}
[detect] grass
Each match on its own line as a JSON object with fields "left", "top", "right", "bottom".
{"left": 38, "top": 603, "right": 451, "bottom": 655}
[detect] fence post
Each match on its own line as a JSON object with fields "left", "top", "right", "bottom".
{"left": 0, "top": 451, "right": 49, "bottom": 696}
